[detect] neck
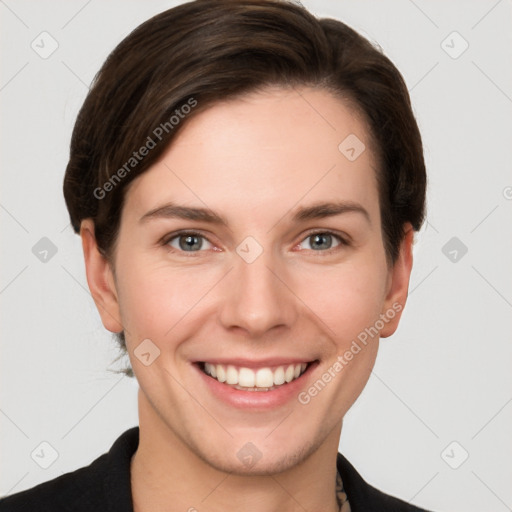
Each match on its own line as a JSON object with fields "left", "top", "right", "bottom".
{"left": 130, "top": 391, "right": 342, "bottom": 512}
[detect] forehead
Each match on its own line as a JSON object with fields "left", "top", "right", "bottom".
{"left": 122, "top": 86, "right": 380, "bottom": 227}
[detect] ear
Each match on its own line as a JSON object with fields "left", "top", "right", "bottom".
{"left": 380, "top": 223, "right": 414, "bottom": 338}
{"left": 80, "top": 219, "right": 123, "bottom": 333}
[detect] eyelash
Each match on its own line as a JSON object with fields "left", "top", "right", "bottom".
{"left": 160, "top": 229, "right": 350, "bottom": 257}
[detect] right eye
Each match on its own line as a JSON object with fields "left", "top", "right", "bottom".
{"left": 162, "top": 231, "right": 215, "bottom": 254}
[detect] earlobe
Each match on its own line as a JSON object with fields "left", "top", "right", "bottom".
{"left": 80, "top": 219, "right": 124, "bottom": 333}
{"left": 380, "top": 224, "right": 414, "bottom": 338}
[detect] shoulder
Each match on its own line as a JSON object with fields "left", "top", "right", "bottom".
{"left": 0, "top": 427, "right": 139, "bottom": 512}
{"left": 336, "top": 453, "right": 434, "bottom": 512}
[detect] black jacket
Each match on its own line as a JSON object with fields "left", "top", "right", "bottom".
{"left": 0, "top": 427, "right": 432, "bottom": 511}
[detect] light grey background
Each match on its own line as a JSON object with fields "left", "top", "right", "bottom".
{"left": 1, "top": 1, "right": 511, "bottom": 511}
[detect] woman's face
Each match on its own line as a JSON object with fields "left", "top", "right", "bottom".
{"left": 83, "top": 86, "right": 412, "bottom": 475}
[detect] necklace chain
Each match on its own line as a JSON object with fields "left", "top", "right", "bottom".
{"left": 335, "top": 470, "right": 351, "bottom": 512}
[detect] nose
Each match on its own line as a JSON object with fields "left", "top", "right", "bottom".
{"left": 218, "top": 245, "right": 298, "bottom": 338}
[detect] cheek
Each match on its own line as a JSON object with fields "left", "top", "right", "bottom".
{"left": 115, "top": 256, "right": 221, "bottom": 343}
{"left": 300, "top": 258, "right": 389, "bottom": 346}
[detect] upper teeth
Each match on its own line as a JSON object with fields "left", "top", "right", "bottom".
{"left": 203, "top": 363, "right": 307, "bottom": 388}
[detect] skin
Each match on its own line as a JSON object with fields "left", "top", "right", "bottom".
{"left": 80, "top": 86, "right": 414, "bottom": 512}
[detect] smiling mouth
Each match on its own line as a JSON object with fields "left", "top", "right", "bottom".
{"left": 198, "top": 361, "right": 314, "bottom": 391}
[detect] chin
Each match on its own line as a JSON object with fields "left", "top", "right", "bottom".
{"left": 194, "top": 434, "right": 319, "bottom": 476}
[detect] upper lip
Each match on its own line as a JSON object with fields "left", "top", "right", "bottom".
{"left": 193, "top": 358, "right": 315, "bottom": 369}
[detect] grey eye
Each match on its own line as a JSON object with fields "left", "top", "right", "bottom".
{"left": 299, "top": 232, "right": 342, "bottom": 251}
{"left": 167, "top": 233, "right": 213, "bottom": 252}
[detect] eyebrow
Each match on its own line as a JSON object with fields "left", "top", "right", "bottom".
{"left": 139, "top": 200, "right": 371, "bottom": 226}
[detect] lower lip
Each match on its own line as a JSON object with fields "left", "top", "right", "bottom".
{"left": 193, "top": 362, "right": 318, "bottom": 409}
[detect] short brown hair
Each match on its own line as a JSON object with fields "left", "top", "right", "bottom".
{"left": 63, "top": 0, "right": 426, "bottom": 373}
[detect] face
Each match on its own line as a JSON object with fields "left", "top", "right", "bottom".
{"left": 82, "top": 86, "right": 413, "bottom": 475}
